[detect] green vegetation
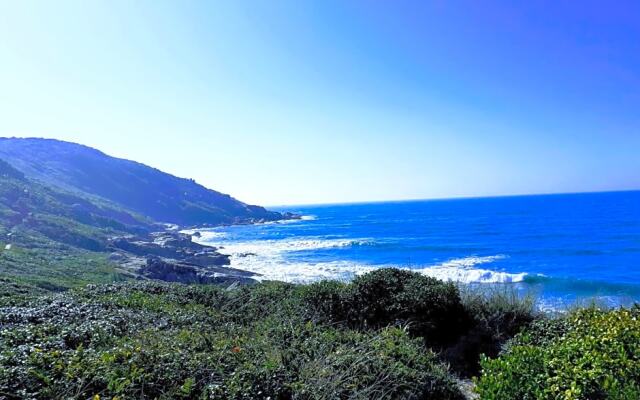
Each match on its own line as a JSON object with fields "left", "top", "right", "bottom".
{"left": 300, "top": 270, "right": 537, "bottom": 377}
{"left": 0, "top": 276, "right": 465, "bottom": 399}
{"left": 0, "top": 157, "right": 149, "bottom": 294}
{"left": 0, "top": 246, "right": 126, "bottom": 298}
{"left": 2, "top": 263, "right": 638, "bottom": 399}
{"left": 476, "top": 307, "right": 640, "bottom": 399}
{"left": 301, "top": 269, "right": 469, "bottom": 344}
{"left": 0, "top": 168, "right": 150, "bottom": 247}
{"left": 449, "top": 285, "right": 539, "bottom": 376}
{"left": 0, "top": 268, "right": 542, "bottom": 399}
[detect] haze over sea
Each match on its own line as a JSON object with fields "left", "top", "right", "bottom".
{"left": 195, "top": 191, "right": 640, "bottom": 309}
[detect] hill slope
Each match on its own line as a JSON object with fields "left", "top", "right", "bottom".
{"left": 0, "top": 157, "right": 151, "bottom": 249}
{"left": 0, "top": 137, "right": 284, "bottom": 225}
{"left": 0, "top": 157, "right": 153, "bottom": 290}
{"left": 0, "top": 156, "right": 256, "bottom": 292}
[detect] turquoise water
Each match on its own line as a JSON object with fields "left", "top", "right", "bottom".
{"left": 196, "top": 191, "right": 640, "bottom": 308}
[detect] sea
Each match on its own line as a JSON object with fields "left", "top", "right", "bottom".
{"left": 192, "top": 191, "right": 640, "bottom": 309}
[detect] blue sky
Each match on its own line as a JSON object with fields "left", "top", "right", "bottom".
{"left": 1, "top": 1, "right": 639, "bottom": 205}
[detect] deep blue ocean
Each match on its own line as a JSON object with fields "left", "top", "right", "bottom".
{"left": 195, "top": 191, "right": 640, "bottom": 308}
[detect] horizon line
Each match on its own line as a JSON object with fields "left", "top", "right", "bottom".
{"left": 266, "top": 188, "right": 640, "bottom": 209}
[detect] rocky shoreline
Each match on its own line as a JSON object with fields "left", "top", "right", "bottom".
{"left": 108, "top": 230, "right": 258, "bottom": 285}
{"left": 107, "top": 213, "right": 301, "bottom": 285}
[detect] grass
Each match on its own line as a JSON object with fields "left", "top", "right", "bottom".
{"left": 439, "top": 284, "right": 539, "bottom": 377}
{"left": 0, "top": 244, "right": 129, "bottom": 296}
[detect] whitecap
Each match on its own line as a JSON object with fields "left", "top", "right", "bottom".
{"left": 414, "top": 255, "right": 528, "bottom": 284}
{"left": 190, "top": 232, "right": 526, "bottom": 284}
{"left": 188, "top": 235, "right": 375, "bottom": 282}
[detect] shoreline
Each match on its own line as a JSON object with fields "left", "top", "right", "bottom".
{"left": 184, "top": 222, "right": 640, "bottom": 312}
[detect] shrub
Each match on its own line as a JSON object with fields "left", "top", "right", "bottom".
{"left": 444, "top": 286, "right": 538, "bottom": 376}
{"left": 476, "top": 306, "right": 640, "bottom": 400}
{"left": 230, "top": 281, "right": 301, "bottom": 321}
{"left": 299, "top": 270, "right": 540, "bottom": 378}
{"left": 291, "top": 326, "right": 464, "bottom": 400}
{"left": 342, "top": 269, "right": 470, "bottom": 345}
{"left": 299, "top": 279, "right": 349, "bottom": 323}
{"left": 0, "top": 269, "right": 551, "bottom": 398}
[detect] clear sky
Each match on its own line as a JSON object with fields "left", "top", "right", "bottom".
{"left": 1, "top": 1, "right": 639, "bottom": 205}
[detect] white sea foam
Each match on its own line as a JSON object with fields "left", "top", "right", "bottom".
{"left": 191, "top": 232, "right": 527, "bottom": 284}
{"left": 414, "top": 255, "right": 528, "bottom": 283}
{"left": 217, "top": 238, "right": 371, "bottom": 253}
{"left": 190, "top": 235, "right": 374, "bottom": 282}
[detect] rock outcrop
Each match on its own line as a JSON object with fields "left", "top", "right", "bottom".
{"left": 109, "top": 231, "right": 256, "bottom": 285}
{"left": 140, "top": 257, "right": 255, "bottom": 285}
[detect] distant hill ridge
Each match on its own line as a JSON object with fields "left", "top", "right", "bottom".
{"left": 0, "top": 137, "right": 284, "bottom": 225}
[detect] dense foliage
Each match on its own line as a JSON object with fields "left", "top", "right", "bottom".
{"left": 301, "top": 269, "right": 537, "bottom": 377}
{"left": 476, "top": 307, "right": 640, "bottom": 400}
{"left": 0, "top": 277, "right": 466, "bottom": 400}
{"left": 3, "top": 264, "right": 638, "bottom": 399}
{"left": 302, "top": 269, "right": 470, "bottom": 344}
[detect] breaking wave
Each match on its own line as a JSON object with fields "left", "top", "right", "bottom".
{"left": 192, "top": 232, "right": 527, "bottom": 284}
{"left": 413, "top": 255, "right": 528, "bottom": 283}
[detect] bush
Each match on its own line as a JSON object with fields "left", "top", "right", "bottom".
{"left": 444, "top": 286, "right": 538, "bottom": 376}
{"left": 299, "top": 280, "right": 349, "bottom": 324}
{"left": 0, "top": 269, "right": 553, "bottom": 398}
{"left": 476, "top": 306, "right": 640, "bottom": 400}
{"left": 344, "top": 269, "right": 470, "bottom": 345}
{"left": 300, "top": 270, "right": 539, "bottom": 378}
{"left": 290, "top": 326, "right": 464, "bottom": 400}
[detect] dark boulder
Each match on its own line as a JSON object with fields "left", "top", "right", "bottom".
{"left": 140, "top": 257, "right": 255, "bottom": 285}
{"left": 183, "top": 253, "right": 230, "bottom": 267}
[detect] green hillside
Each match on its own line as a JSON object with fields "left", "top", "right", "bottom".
{"left": 0, "top": 158, "right": 151, "bottom": 293}
{"left": 0, "top": 138, "right": 286, "bottom": 225}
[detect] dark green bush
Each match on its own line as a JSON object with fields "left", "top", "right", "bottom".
{"left": 339, "top": 269, "right": 470, "bottom": 345}
{"left": 300, "top": 270, "right": 539, "bottom": 378}
{"left": 476, "top": 307, "right": 640, "bottom": 400}
{"left": 299, "top": 279, "right": 349, "bottom": 323}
